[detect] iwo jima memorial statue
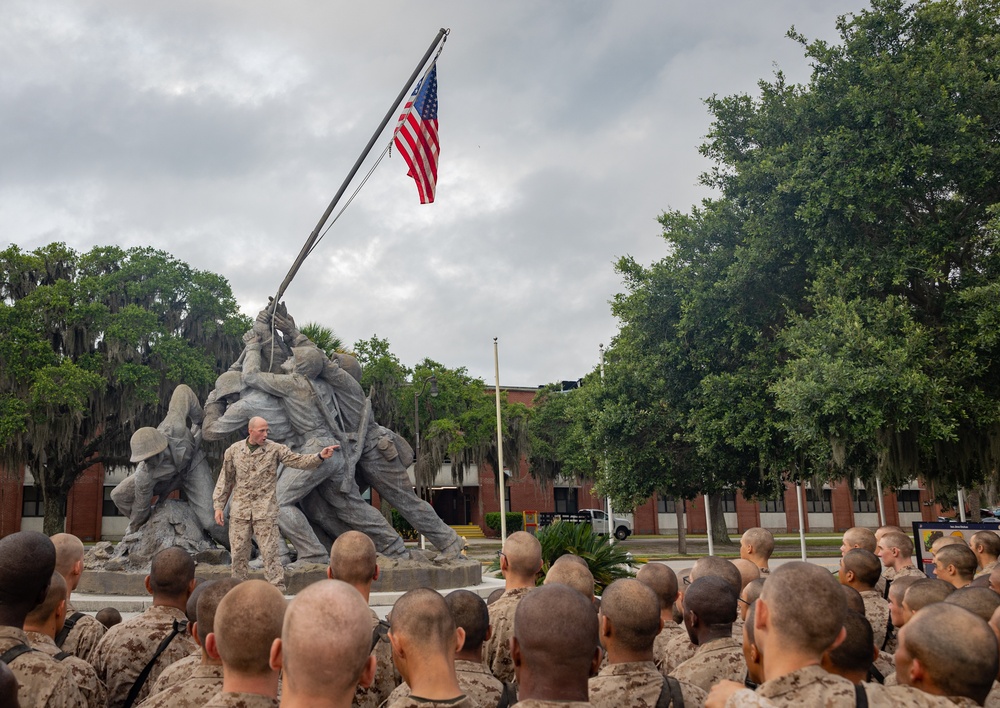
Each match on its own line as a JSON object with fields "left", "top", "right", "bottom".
{"left": 86, "top": 28, "right": 479, "bottom": 592}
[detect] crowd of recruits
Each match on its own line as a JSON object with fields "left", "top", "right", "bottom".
{"left": 2, "top": 524, "right": 1000, "bottom": 708}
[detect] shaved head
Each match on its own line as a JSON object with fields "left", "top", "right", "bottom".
{"left": 50, "top": 534, "right": 84, "bottom": 578}
{"left": 843, "top": 549, "right": 882, "bottom": 588}
{"left": 841, "top": 586, "right": 866, "bottom": 615}
{"left": 544, "top": 561, "right": 595, "bottom": 600}
{"left": 691, "top": 556, "right": 741, "bottom": 594}
{"left": 842, "top": 527, "right": 877, "bottom": 554}
{"left": 877, "top": 531, "right": 913, "bottom": 560}
{"left": 185, "top": 579, "right": 209, "bottom": 624}
{"left": 329, "top": 531, "right": 377, "bottom": 586}
{"left": 945, "top": 587, "right": 1000, "bottom": 623}
{"left": 826, "top": 610, "right": 876, "bottom": 676}
{"left": 899, "top": 603, "right": 998, "bottom": 703}
{"left": 904, "top": 579, "right": 954, "bottom": 613}
{"left": 741, "top": 528, "right": 774, "bottom": 559}
{"left": 196, "top": 579, "right": 241, "bottom": 641}
{"left": 636, "top": 564, "right": 679, "bottom": 611}
{"left": 684, "top": 576, "right": 738, "bottom": 627}
{"left": 762, "top": 561, "right": 847, "bottom": 654}
{"left": 931, "top": 535, "right": 964, "bottom": 554}
{"left": 25, "top": 572, "right": 66, "bottom": 625}
{"left": 214, "top": 579, "right": 286, "bottom": 675}
{"left": 446, "top": 590, "right": 490, "bottom": 651}
{"left": 888, "top": 575, "right": 921, "bottom": 604}
{"left": 502, "top": 532, "right": 543, "bottom": 578}
{"left": 552, "top": 554, "right": 588, "bottom": 568}
{"left": 248, "top": 416, "right": 267, "bottom": 431}
{"left": 876, "top": 525, "right": 904, "bottom": 540}
{"left": 971, "top": 532, "right": 1000, "bottom": 558}
{"left": 390, "top": 588, "right": 456, "bottom": 654}
{"left": 936, "top": 544, "right": 977, "bottom": 582}
{"left": 149, "top": 546, "right": 195, "bottom": 598}
{"left": 0, "top": 531, "right": 56, "bottom": 611}
{"left": 731, "top": 559, "right": 761, "bottom": 590}
{"left": 599, "top": 579, "right": 660, "bottom": 652}
{"left": 514, "top": 584, "right": 598, "bottom": 682}
{"left": 281, "top": 579, "right": 373, "bottom": 697}
{"left": 742, "top": 578, "right": 766, "bottom": 607}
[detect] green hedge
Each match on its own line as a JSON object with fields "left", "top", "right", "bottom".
{"left": 391, "top": 509, "right": 418, "bottom": 540}
{"left": 485, "top": 512, "right": 523, "bottom": 534}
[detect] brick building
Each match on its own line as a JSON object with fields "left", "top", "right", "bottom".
{"left": 1, "top": 384, "right": 944, "bottom": 540}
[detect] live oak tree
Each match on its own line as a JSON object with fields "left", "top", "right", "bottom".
{"left": 599, "top": 0, "right": 1000, "bottom": 532}
{"left": 0, "top": 243, "right": 248, "bottom": 534}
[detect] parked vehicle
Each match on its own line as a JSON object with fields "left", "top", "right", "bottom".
{"left": 538, "top": 508, "right": 633, "bottom": 540}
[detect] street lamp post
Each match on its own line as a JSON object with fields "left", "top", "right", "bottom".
{"left": 413, "top": 374, "right": 438, "bottom": 549}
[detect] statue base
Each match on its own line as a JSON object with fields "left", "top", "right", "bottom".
{"left": 79, "top": 548, "right": 482, "bottom": 595}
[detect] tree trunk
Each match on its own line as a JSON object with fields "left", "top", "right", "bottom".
{"left": 708, "top": 493, "right": 731, "bottom": 545}
{"left": 42, "top": 484, "right": 66, "bottom": 536}
{"left": 676, "top": 500, "right": 687, "bottom": 555}
{"left": 968, "top": 488, "right": 982, "bottom": 522}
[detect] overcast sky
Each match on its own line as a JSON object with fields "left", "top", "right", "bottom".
{"left": 1, "top": 1, "right": 865, "bottom": 387}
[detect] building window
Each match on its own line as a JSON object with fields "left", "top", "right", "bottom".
{"left": 805, "top": 489, "right": 832, "bottom": 514}
{"left": 853, "top": 490, "right": 879, "bottom": 514}
{"left": 22, "top": 487, "right": 64, "bottom": 518}
{"left": 897, "top": 490, "right": 922, "bottom": 513}
{"left": 657, "top": 495, "right": 677, "bottom": 514}
{"left": 103, "top": 487, "right": 124, "bottom": 517}
{"left": 721, "top": 491, "right": 737, "bottom": 513}
{"left": 554, "top": 487, "right": 578, "bottom": 514}
{"left": 760, "top": 497, "right": 785, "bottom": 513}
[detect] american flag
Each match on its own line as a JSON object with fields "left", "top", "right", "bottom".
{"left": 393, "top": 64, "right": 439, "bottom": 204}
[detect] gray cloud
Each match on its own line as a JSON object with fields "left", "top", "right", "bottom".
{"left": 1, "top": 0, "right": 862, "bottom": 385}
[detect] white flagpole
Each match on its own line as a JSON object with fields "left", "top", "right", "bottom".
{"left": 600, "top": 345, "right": 614, "bottom": 539}
{"left": 797, "top": 483, "right": 807, "bottom": 560}
{"left": 704, "top": 494, "right": 714, "bottom": 556}
{"left": 875, "top": 477, "right": 886, "bottom": 527}
{"left": 494, "top": 338, "right": 508, "bottom": 543}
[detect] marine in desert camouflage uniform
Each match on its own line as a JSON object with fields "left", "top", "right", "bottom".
{"left": 391, "top": 589, "right": 502, "bottom": 708}
{"left": 671, "top": 577, "right": 745, "bottom": 693}
{"left": 51, "top": 533, "right": 107, "bottom": 664}
{"left": 23, "top": 572, "right": 105, "bottom": 708}
{"left": 140, "top": 579, "right": 239, "bottom": 708}
{"left": 0, "top": 531, "right": 87, "bottom": 708}
{"left": 839, "top": 549, "right": 890, "bottom": 649}
{"left": 590, "top": 579, "right": 705, "bottom": 708}
{"left": 485, "top": 532, "right": 542, "bottom": 683}
{"left": 92, "top": 547, "right": 198, "bottom": 708}
{"left": 212, "top": 414, "right": 335, "bottom": 591}
{"left": 636, "top": 564, "right": 687, "bottom": 675}
{"left": 324, "top": 531, "right": 394, "bottom": 708}
{"left": 386, "top": 588, "right": 472, "bottom": 708}
{"left": 207, "top": 581, "right": 286, "bottom": 708}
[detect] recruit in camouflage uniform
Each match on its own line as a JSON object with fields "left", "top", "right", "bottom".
{"left": 147, "top": 651, "right": 200, "bottom": 695}
{"left": 860, "top": 589, "right": 891, "bottom": 650}
{"left": 652, "top": 621, "right": 687, "bottom": 674}
{"left": 723, "top": 665, "right": 858, "bottom": 706}
{"left": 984, "top": 680, "right": 1000, "bottom": 707}
{"left": 589, "top": 662, "right": 707, "bottom": 708}
{"left": 484, "top": 586, "right": 534, "bottom": 683}
{"left": 671, "top": 636, "right": 746, "bottom": 693}
{"left": 866, "top": 683, "right": 984, "bottom": 707}
{"left": 138, "top": 663, "right": 224, "bottom": 708}
{"left": 0, "top": 626, "right": 87, "bottom": 708}
{"left": 976, "top": 559, "right": 999, "bottom": 579}
{"left": 658, "top": 631, "right": 697, "bottom": 677}
{"left": 387, "top": 696, "right": 476, "bottom": 708}
{"left": 202, "top": 691, "right": 279, "bottom": 708}
{"left": 91, "top": 604, "right": 197, "bottom": 708}
{"left": 354, "top": 609, "right": 396, "bottom": 708}
{"left": 25, "top": 630, "right": 106, "bottom": 708}
{"left": 57, "top": 603, "right": 106, "bottom": 664}
{"left": 387, "top": 660, "right": 503, "bottom": 708}
{"left": 212, "top": 433, "right": 325, "bottom": 590}
{"left": 516, "top": 701, "right": 592, "bottom": 708}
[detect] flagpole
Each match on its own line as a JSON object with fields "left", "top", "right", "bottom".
{"left": 272, "top": 27, "right": 449, "bottom": 305}
{"left": 494, "top": 338, "right": 508, "bottom": 543}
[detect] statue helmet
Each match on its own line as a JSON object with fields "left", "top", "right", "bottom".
{"left": 290, "top": 346, "right": 327, "bottom": 380}
{"left": 214, "top": 370, "right": 243, "bottom": 398}
{"left": 130, "top": 427, "right": 169, "bottom": 463}
{"left": 333, "top": 353, "right": 363, "bottom": 383}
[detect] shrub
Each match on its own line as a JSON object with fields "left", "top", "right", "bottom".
{"left": 536, "top": 521, "right": 635, "bottom": 593}
{"left": 484, "top": 512, "right": 523, "bottom": 535}
{"left": 391, "top": 509, "right": 418, "bottom": 541}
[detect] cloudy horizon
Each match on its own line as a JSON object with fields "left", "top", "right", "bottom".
{"left": 2, "top": 1, "right": 864, "bottom": 387}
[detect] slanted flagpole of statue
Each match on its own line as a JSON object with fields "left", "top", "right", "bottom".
{"left": 494, "top": 338, "right": 508, "bottom": 543}
{"left": 268, "top": 27, "right": 449, "bottom": 312}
